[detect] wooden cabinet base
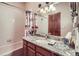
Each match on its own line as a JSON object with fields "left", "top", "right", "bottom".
{"left": 28, "top": 47, "right": 35, "bottom": 56}
{"left": 23, "top": 39, "right": 61, "bottom": 56}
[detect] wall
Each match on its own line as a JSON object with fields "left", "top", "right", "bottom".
{"left": 6, "top": 2, "right": 26, "bottom": 10}
{"left": 25, "top": 2, "right": 73, "bottom": 37}
{"left": 0, "top": 3, "right": 26, "bottom": 55}
{"left": 25, "top": 2, "right": 46, "bottom": 13}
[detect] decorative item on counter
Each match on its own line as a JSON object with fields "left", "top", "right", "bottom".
{"left": 45, "top": 34, "right": 48, "bottom": 40}
{"left": 64, "top": 31, "right": 75, "bottom": 49}
{"left": 30, "top": 25, "right": 38, "bottom": 35}
{"left": 25, "top": 25, "right": 30, "bottom": 36}
{"left": 76, "top": 52, "right": 79, "bottom": 56}
{"left": 63, "top": 38, "right": 69, "bottom": 45}
{"left": 65, "top": 32, "right": 72, "bottom": 44}
{"left": 69, "top": 28, "right": 76, "bottom": 49}
{"left": 69, "top": 39, "right": 75, "bottom": 49}
{"left": 32, "top": 25, "right": 38, "bottom": 28}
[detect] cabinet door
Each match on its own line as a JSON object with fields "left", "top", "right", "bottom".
{"left": 48, "top": 12, "right": 61, "bottom": 36}
{"left": 23, "top": 40, "right": 28, "bottom": 45}
{"left": 36, "top": 46, "right": 51, "bottom": 56}
{"left": 28, "top": 42, "right": 35, "bottom": 50}
{"left": 28, "top": 47, "right": 35, "bottom": 56}
{"left": 23, "top": 40, "right": 28, "bottom": 56}
{"left": 23, "top": 45, "right": 28, "bottom": 56}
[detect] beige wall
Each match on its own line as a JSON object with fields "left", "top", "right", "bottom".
{"left": 0, "top": 2, "right": 26, "bottom": 55}
{"left": 25, "top": 2, "right": 46, "bottom": 13}
{"left": 25, "top": 2, "right": 73, "bottom": 37}
{"left": 6, "top": 2, "right": 26, "bottom": 10}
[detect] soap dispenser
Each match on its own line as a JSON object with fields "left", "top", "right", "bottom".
{"left": 69, "top": 30, "right": 75, "bottom": 49}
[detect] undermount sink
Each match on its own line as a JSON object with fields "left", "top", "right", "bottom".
{"left": 34, "top": 37, "right": 70, "bottom": 50}
{"left": 35, "top": 39, "right": 56, "bottom": 45}
{"left": 35, "top": 39, "right": 49, "bottom": 44}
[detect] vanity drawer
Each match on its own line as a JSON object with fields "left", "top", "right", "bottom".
{"left": 28, "top": 47, "right": 35, "bottom": 56}
{"left": 23, "top": 45, "right": 28, "bottom": 56}
{"left": 28, "top": 42, "right": 35, "bottom": 50}
{"left": 36, "top": 46, "right": 51, "bottom": 56}
{"left": 23, "top": 40, "right": 28, "bottom": 45}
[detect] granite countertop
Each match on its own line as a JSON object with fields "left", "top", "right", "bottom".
{"left": 23, "top": 35, "right": 75, "bottom": 56}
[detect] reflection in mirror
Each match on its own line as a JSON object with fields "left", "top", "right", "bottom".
{"left": 36, "top": 2, "right": 78, "bottom": 49}
{"left": 25, "top": 11, "right": 38, "bottom": 36}
{"left": 36, "top": 15, "right": 48, "bottom": 36}
{"left": 36, "top": 2, "right": 73, "bottom": 38}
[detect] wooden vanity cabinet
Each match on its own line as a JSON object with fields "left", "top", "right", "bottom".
{"left": 35, "top": 46, "right": 60, "bottom": 56}
{"left": 28, "top": 47, "right": 35, "bottom": 56}
{"left": 28, "top": 42, "right": 35, "bottom": 50}
{"left": 23, "top": 39, "right": 35, "bottom": 56}
{"left": 27, "top": 41, "right": 36, "bottom": 56}
{"left": 23, "top": 39, "right": 61, "bottom": 56}
{"left": 23, "top": 40, "right": 28, "bottom": 56}
{"left": 36, "top": 45, "right": 51, "bottom": 56}
{"left": 23, "top": 45, "right": 27, "bottom": 56}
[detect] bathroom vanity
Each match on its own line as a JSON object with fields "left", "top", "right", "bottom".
{"left": 23, "top": 39, "right": 60, "bottom": 56}
{"left": 23, "top": 36, "right": 75, "bottom": 56}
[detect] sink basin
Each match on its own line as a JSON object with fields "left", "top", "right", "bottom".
{"left": 35, "top": 39, "right": 57, "bottom": 45}
{"left": 35, "top": 39, "right": 49, "bottom": 44}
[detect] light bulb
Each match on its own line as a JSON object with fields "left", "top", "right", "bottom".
{"left": 40, "top": 8, "right": 43, "bottom": 13}
{"left": 52, "top": 6, "right": 56, "bottom": 11}
{"left": 43, "top": 10, "right": 46, "bottom": 14}
{"left": 49, "top": 4, "right": 53, "bottom": 9}
{"left": 49, "top": 4, "right": 56, "bottom": 11}
{"left": 45, "top": 7, "right": 48, "bottom": 11}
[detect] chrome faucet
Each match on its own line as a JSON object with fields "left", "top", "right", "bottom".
{"left": 45, "top": 34, "right": 48, "bottom": 40}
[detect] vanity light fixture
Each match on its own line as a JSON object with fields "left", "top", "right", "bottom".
{"left": 38, "top": 4, "right": 41, "bottom": 8}
{"left": 45, "top": 6, "right": 48, "bottom": 11}
{"left": 46, "top": 2, "right": 49, "bottom": 4}
{"left": 38, "top": 3, "right": 56, "bottom": 14}
{"left": 40, "top": 8, "right": 44, "bottom": 13}
{"left": 49, "top": 4, "right": 56, "bottom": 11}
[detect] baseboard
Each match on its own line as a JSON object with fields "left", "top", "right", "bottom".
{"left": 5, "top": 48, "right": 24, "bottom": 56}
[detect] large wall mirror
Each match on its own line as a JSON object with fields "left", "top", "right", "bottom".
{"left": 35, "top": 2, "right": 73, "bottom": 37}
